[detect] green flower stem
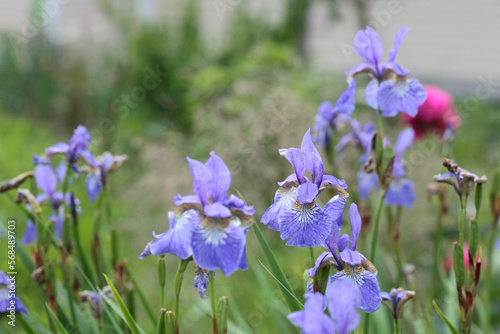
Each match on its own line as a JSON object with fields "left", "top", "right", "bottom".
{"left": 309, "top": 247, "right": 315, "bottom": 268}
{"left": 458, "top": 197, "right": 466, "bottom": 246}
{"left": 157, "top": 256, "right": 166, "bottom": 308}
{"left": 174, "top": 258, "right": 190, "bottom": 332}
{"left": 369, "top": 187, "right": 388, "bottom": 263}
{"left": 394, "top": 318, "right": 401, "bottom": 334}
{"left": 209, "top": 272, "right": 218, "bottom": 334}
{"left": 484, "top": 224, "right": 497, "bottom": 334}
{"left": 92, "top": 190, "right": 108, "bottom": 286}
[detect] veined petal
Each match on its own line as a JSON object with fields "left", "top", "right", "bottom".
{"left": 149, "top": 210, "right": 198, "bottom": 259}
{"left": 384, "top": 179, "right": 416, "bottom": 208}
{"left": 378, "top": 78, "right": 427, "bottom": 118}
{"left": 187, "top": 157, "right": 213, "bottom": 206}
{"left": 191, "top": 221, "right": 246, "bottom": 276}
{"left": 328, "top": 266, "right": 381, "bottom": 313}
{"left": 205, "top": 152, "right": 231, "bottom": 202}
{"left": 296, "top": 181, "right": 319, "bottom": 204}
{"left": 278, "top": 202, "right": 329, "bottom": 247}
{"left": 204, "top": 202, "right": 232, "bottom": 218}
{"left": 333, "top": 77, "right": 357, "bottom": 116}
{"left": 261, "top": 184, "right": 297, "bottom": 231}
{"left": 327, "top": 279, "right": 361, "bottom": 334}
{"left": 353, "top": 26, "right": 384, "bottom": 65}
{"left": 365, "top": 79, "right": 379, "bottom": 109}
{"left": 34, "top": 164, "right": 57, "bottom": 196}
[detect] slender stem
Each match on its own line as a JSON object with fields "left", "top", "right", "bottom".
{"left": 369, "top": 187, "right": 388, "bottom": 262}
{"left": 309, "top": 247, "right": 315, "bottom": 268}
{"left": 377, "top": 109, "right": 385, "bottom": 141}
{"left": 458, "top": 196, "right": 466, "bottom": 246}
{"left": 209, "top": 272, "right": 218, "bottom": 334}
{"left": 394, "top": 318, "right": 401, "bottom": 334}
{"left": 174, "top": 258, "right": 190, "bottom": 332}
{"left": 431, "top": 199, "right": 445, "bottom": 299}
{"left": 484, "top": 224, "right": 497, "bottom": 334}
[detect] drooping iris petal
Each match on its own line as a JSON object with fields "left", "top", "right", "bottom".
{"left": 205, "top": 152, "right": 231, "bottom": 202}
{"left": 149, "top": 210, "right": 198, "bottom": 259}
{"left": 191, "top": 221, "right": 246, "bottom": 276}
{"left": 85, "top": 170, "right": 103, "bottom": 203}
{"left": 261, "top": 184, "right": 297, "bottom": 231}
{"left": 328, "top": 267, "right": 381, "bottom": 313}
{"left": 279, "top": 202, "right": 329, "bottom": 247}
{"left": 384, "top": 179, "right": 416, "bottom": 208}
{"left": 187, "top": 157, "right": 213, "bottom": 206}
{"left": 348, "top": 203, "right": 362, "bottom": 250}
{"left": 34, "top": 164, "right": 57, "bottom": 196}
{"left": 377, "top": 78, "right": 427, "bottom": 118}
{"left": 45, "top": 142, "right": 69, "bottom": 155}
{"left": 296, "top": 181, "right": 319, "bottom": 205}
{"left": 353, "top": 26, "right": 384, "bottom": 66}
{"left": 307, "top": 252, "right": 334, "bottom": 277}
{"left": 333, "top": 77, "right": 357, "bottom": 116}
{"left": 288, "top": 293, "right": 334, "bottom": 334}
{"left": 321, "top": 175, "right": 348, "bottom": 190}
{"left": 358, "top": 171, "right": 379, "bottom": 200}
{"left": 21, "top": 219, "right": 37, "bottom": 245}
{"left": 327, "top": 279, "right": 362, "bottom": 334}
{"left": 173, "top": 194, "right": 202, "bottom": 206}
{"left": 225, "top": 195, "right": 255, "bottom": 216}
{"left": 365, "top": 79, "right": 379, "bottom": 109}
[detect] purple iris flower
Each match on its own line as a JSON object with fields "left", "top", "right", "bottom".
{"left": 21, "top": 219, "right": 37, "bottom": 245}
{"left": 358, "top": 170, "right": 379, "bottom": 200}
{"left": 0, "top": 233, "right": 28, "bottom": 313}
{"left": 288, "top": 280, "right": 362, "bottom": 334}
{"left": 336, "top": 118, "right": 375, "bottom": 164}
{"left": 141, "top": 152, "right": 255, "bottom": 276}
{"left": 262, "top": 129, "right": 349, "bottom": 247}
{"left": 84, "top": 152, "right": 127, "bottom": 202}
{"left": 434, "top": 158, "right": 487, "bottom": 198}
{"left": 339, "top": 26, "right": 426, "bottom": 118}
{"left": 45, "top": 125, "right": 92, "bottom": 165}
{"left": 381, "top": 288, "right": 415, "bottom": 322}
{"left": 312, "top": 101, "right": 351, "bottom": 148}
{"left": 310, "top": 203, "right": 381, "bottom": 313}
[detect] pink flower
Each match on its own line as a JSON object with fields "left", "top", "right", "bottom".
{"left": 401, "top": 86, "right": 460, "bottom": 139}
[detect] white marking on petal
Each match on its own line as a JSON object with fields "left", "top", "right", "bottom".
{"left": 292, "top": 202, "right": 320, "bottom": 226}
{"left": 202, "top": 226, "right": 228, "bottom": 246}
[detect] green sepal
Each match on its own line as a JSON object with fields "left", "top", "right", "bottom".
{"left": 156, "top": 308, "right": 167, "bottom": 334}
{"left": 217, "top": 296, "right": 229, "bottom": 334}
{"left": 453, "top": 242, "right": 466, "bottom": 288}
{"left": 469, "top": 219, "right": 479, "bottom": 260}
{"left": 474, "top": 183, "right": 483, "bottom": 216}
{"left": 165, "top": 311, "right": 176, "bottom": 334}
{"left": 157, "top": 256, "right": 167, "bottom": 288}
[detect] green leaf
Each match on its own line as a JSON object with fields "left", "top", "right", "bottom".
{"left": 432, "top": 300, "right": 460, "bottom": 334}
{"left": 251, "top": 223, "right": 302, "bottom": 312}
{"left": 453, "top": 243, "right": 466, "bottom": 288}
{"left": 45, "top": 303, "right": 69, "bottom": 334}
{"left": 126, "top": 268, "right": 157, "bottom": 327}
{"left": 103, "top": 274, "right": 144, "bottom": 334}
{"left": 469, "top": 219, "right": 479, "bottom": 259}
{"left": 474, "top": 183, "right": 483, "bottom": 215}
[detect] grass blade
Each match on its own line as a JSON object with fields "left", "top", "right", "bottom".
{"left": 432, "top": 300, "right": 460, "bottom": 334}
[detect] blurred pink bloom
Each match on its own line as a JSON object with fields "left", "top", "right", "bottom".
{"left": 401, "top": 86, "right": 461, "bottom": 139}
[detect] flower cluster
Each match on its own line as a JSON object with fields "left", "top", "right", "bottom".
{"left": 261, "top": 129, "right": 349, "bottom": 247}
{"left": 140, "top": 152, "right": 255, "bottom": 276}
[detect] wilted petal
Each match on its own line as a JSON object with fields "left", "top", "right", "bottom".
{"left": 205, "top": 152, "right": 231, "bottom": 202}
{"left": 86, "top": 170, "right": 103, "bottom": 203}
{"left": 261, "top": 185, "right": 297, "bottom": 231}
{"left": 333, "top": 77, "right": 357, "bottom": 116}
{"left": 384, "top": 179, "right": 416, "bottom": 208}
{"left": 191, "top": 221, "right": 245, "bottom": 276}
{"left": 278, "top": 202, "right": 329, "bottom": 247}
{"left": 328, "top": 267, "right": 381, "bottom": 313}
{"left": 149, "top": 210, "right": 198, "bottom": 259}
{"left": 34, "top": 164, "right": 57, "bottom": 196}
{"left": 327, "top": 279, "right": 361, "bottom": 334}
{"left": 187, "top": 157, "right": 213, "bottom": 206}
{"left": 378, "top": 78, "right": 427, "bottom": 118}
{"left": 21, "top": 219, "right": 37, "bottom": 245}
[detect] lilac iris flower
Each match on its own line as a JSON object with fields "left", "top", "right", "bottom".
{"left": 140, "top": 152, "right": 255, "bottom": 276}
{"left": 381, "top": 288, "right": 415, "bottom": 322}
{"left": 261, "top": 129, "right": 349, "bottom": 247}
{"left": 434, "top": 158, "right": 487, "bottom": 198}
{"left": 0, "top": 233, "right": 28, "bottom": 313}
{"left": 337, "top": 26, "right": 426, "bottom": 118}
{"left": 312, "top": 101, "right": 350, "bottom": 148}
{"left": 84, "top": 152, "right": 127, "bottom": 202}
{"left": 336, "top": 118, "right": 376, "bottom": 164}
{"left": 45, "top": 125, "right": 92, "bottom": 165}
{"left": 288, "top": 280, "right": 362, "bottom": 334}
{"left": 309, "top": 203, "right": 381, "bottom": 313}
